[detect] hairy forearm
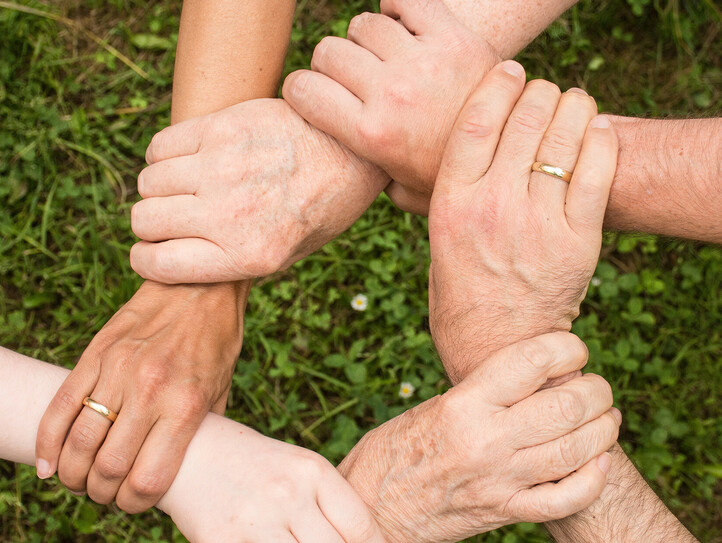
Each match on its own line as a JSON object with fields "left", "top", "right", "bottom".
{"left": 171, "top": 0, "right": 295, "bottom": 122}
{"left": 444, "top": 0, "right": 578, "bottom": 59}
{"left": 546, "top": 443, "right": 697, "bottom": 542}
{"left": 605, "top": 116, "right": 722, "bottom": 243}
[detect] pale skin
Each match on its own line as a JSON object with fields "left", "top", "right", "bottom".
{"left": 0, "top": 330, "right": 621, "bottom": 542}
{"left": 1, "top": 347, "right": 387, "bottom": 543}
{"left": 35, "top": 0, "right": 295, "bottom": 513}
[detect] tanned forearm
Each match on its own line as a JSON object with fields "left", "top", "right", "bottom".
{"left": 171, "top": 0, "right": 295, "bottom": 123}
{"left": 546, "top": 443, "right": 697, "bottom": 542}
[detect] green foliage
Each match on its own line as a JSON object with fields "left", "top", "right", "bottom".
{"left": 0, "top": 0, "right": 720, "bottom": 542}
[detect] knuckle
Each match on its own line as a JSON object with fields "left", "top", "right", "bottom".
{"left": 381, "top": 79, "right": 417, "bottom": 109}
{"left": 510, "top": 104, "right": 549, "bottom": 133}
{"left": 126, "top": 470, "right": 168, "bottom": 502}
{"left": 68, "top": 422, "right": 102, "bottom": 453}
{"left": 587, "top": 374, "right": 614, "bottom": 405}
{"left": 554, "top": 389, "right": 585, "bottom": 426}
{"left": 357, "top": 118, "right": 390, "bottom": 150}
{"left": 557, "top": 433, "right": 582, "bottom": 470}
{"left": 516, "top": 337, "right": 555, "bottom": 374}
{"left": 95, "top": 450, "right": 132, "bottom": 481}
{"left": 457, "top": 106, "right": 495, "bottom": 141}
{"left": 542, "top": 128, "right": 575, "bottom": 152}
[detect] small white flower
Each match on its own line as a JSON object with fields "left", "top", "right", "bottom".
{"left": 591, "top": 277, "right": 602, "bottom": 287}
{"left": 399, "top": 382, "right": 415, "bottom": 399}
{"left": 351, "top": 294, "right": 368, "bottom": 311}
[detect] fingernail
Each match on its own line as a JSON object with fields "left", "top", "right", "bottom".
{"left": 611, "top": 407, "right": 623, "bottom": 425}
{"left": 501, "top": 60, "right": 525, "bottom": 79}
{"left": 597, "top": 452, "right": 612, "bottom": 474}
{"left": 567, "top": 87, "right": 588, "bottom": 95}
{"left": 36, "top": 458, "right": 53, "bottom": 480}
{"left": 590, "top": 115, "right": 610, "bottom": 129}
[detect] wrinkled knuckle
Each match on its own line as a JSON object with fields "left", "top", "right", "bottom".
{"left": 555, "top": 389, "right": 585, "bottom": 426}
{"left": 56, "top": 389, "right": 80, "bottom": 412}
{"left": 542, "top": 128, "right": 575, "bottom": 153}
{"left": 588, "top": 374, "right": 614, "bottom": 405}
{"left": 517, "top": 337, "right": 554, "bottom": 373}
{"left": 68, "top": 422, "right": 102, "bottom": 452}
{"left": 557, "top": 433, "right": 582, "bottom": 470}
{"left": 95, "top": 451, "right": 132, "bottom": 482}
{"left": 510, "top": 105, "right": 549, "bottom": 133}
{"left": 457, "top": 107, "right": 494, "bottom": 141}
{"left": 312, "top": 37, "right": 334, "bottom": 67}
{"left": 177, "top": 391, "right": 208, "bottom": 421}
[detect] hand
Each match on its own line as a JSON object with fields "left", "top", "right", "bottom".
{"left": 130, "top": 98, "right": 390, "bottom": 284}
{"left": 340, "top": 333, "right": 621, "bottom": 543}
{"left": 427, "top": 61, "right": 618, "bottom": 383}
{"left": 158, "top": 413, "right": 386, "bottom": 543}
{"left": 35, "top": 280, "right": 248, "bottom": 513}
{"left": 283, "top": 0, "right": 500, "bottom": 214}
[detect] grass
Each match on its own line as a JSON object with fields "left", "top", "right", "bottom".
{"left": 0, "top": 0, "right": 720, "bottom": 541}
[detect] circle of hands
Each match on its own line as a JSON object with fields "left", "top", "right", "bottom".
{"left": 35, "top": 1, "right": 625, "bottom": 542}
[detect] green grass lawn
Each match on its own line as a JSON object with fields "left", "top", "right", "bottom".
{"left": 1, "top": 0, "right": 720, "bottom": 541}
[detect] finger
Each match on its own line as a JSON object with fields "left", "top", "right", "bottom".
{"left": 116, "top": 413, "right": 202, "bottom": 514}
{"left": 129, "top": 239, "right": 236, "bottom": 284}
{"left": 311, "top": 36, "right": 382, "bottom": 101}
{"left": 317, "top": 472, "right": 386, "bottom": 543}
{"left": 35, "top": 360, "right": 101, "bottom": 480}
{"left": 509, "top": 453, "right": 611, "bottom": 522}
{"left": 86, "top": 403, "right": 156, "bottom": 504}
{"left": 291, "top": 510, "right": 345, "bottom": 543}
{"left": 137, "top": 157, "right": 203, "bottom": 199}
{"left": 434, "top": 60, "right": 527, "bottom": 192}
{"left": 565, "top": 115, "right": 618, "bottom": 237}
{"left": 347, "top": 12, "right": 416, "bottom": 60}
{"left": 283, "top": 70, "right": 364, "bottom": 153}
{"left": 131, "top": 195, "right": 206, "bottom": 243}
{"left": 529, "top": 88, "right": 598, "bottom": 214}
{"left": 539, "top": 370, "right": 582, "bottom": 390}
{"left": 57, "top": 384, "right": 122, "bottom": 493}
{"left": 507, "top": 373, "right": 614, "bottom": 448}
{"left": 145, "top": 117, "right": 204, "bottom": 165}
{"left": 380, "top": 0, "right": 455, "bottom": 36}
{"left": 384, "top": 182, "right": 430, "bottom": 215}
{"left": 492, "top": 78, "right": 562, "bottom": 192}
{"left": 520, "top": 408, "right": 621, "bottom": 484}
{"left": 458, "top": 332, "right": 589, "bottom": 407}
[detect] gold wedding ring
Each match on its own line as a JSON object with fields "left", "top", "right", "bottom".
{"left": 532, "top": 161, "right": 573, "bottom": 183}
{"left": 82, "top": 397, "right": 118, "bottom": 423}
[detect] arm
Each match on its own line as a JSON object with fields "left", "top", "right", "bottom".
{"left": 1, "top": 347, "right": 385, "bottom": 543}
{"left": 604, "top": 116, "right": 722, "bottom": 243}
{"left": 283, "top": 0, "right": 722, "bottom": 243}
{"left": 129, "top": 0, "right": 584, "bottom": 283}
{"left": 35, "top": 0, "right": 295, "bottom": 513}
{"left": 546, "top": 443, "right": 696, "bottom": 542}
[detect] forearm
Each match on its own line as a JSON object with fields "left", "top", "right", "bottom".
{"left": 605, "top": 116, "right": 722, "bottom": 243}
{"left": 444, "top": 0, "right": 578, "bottom": 59}
{"left": 546, "top": 443, "right": 697, "bottom": 542}
{"left": 171, "top": 0, "right": 295, "bottom": 122}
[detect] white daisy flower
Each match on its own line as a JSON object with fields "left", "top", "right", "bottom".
{"left": 591, "top": 277, "right": 602, "bottom": 287}
{"left": 351, "top": 294, "right": 368, "bottom": 311}
{"left": 399, "top": 382, "right": 415, "bottom": 399}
